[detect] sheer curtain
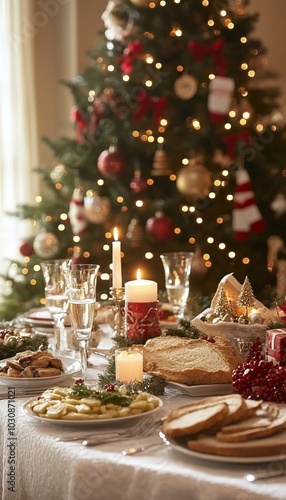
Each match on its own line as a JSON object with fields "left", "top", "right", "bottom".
{"left": 0, "top": 0, "right": 39, "bottom": 268}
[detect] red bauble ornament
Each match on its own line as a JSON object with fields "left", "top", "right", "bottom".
{"left": 19, "top": 240, "right": 34, "bottom": 257}
{"left": 146, "top": 212, "right": 175, "bottom": 242}
{"left": 130, "top": 174, "right": 147, "bottom": 193}
{"left": 97, "top": 147, "right": 125, "bottom": 179}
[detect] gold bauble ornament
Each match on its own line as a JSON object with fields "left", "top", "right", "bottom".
{"left": 33, "top": 232, "right": 60, "bottom": 259}
{"left": 176, "top": 157, "right": 212, "bottom": 200}
{"left": 84, "top": 191, "right": 110, "bottom": 224}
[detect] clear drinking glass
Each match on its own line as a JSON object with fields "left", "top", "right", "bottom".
{"left": 41, "top": 259, "right": 72, "bottom": 349}
{"left": 61, "top": 263, "right": 100, "bottom": 381}
{"left": 160, "top": 252, "right": 194, "bottom": 320}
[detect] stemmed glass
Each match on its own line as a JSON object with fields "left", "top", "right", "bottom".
{"left": 160, "top": 252, "right": 193, "bottom": 320}
{"left": 62, "top": 263, "right": 100, "bottom": 381}
{"left": 41, "top": 259, "right": 72, "bottom": 350}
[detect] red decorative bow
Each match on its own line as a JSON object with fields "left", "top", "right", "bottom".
{"left": 223, "top": 131, "right": 251, "bottom": 159}
{"left": 133, "top": 90, "right": 167, "bottom": 125}
{"left": 120, "top": 40, "right": 144, "bottom": 75}
{"left": 188, "top": 38, "right": 226, "bottom": 76}
{"left": 70, "top": 107, "right": 87, "bottom": 143}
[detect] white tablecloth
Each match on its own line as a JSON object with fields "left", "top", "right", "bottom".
{"left": 1, "top": 326, "right": 286, "bottom": 500}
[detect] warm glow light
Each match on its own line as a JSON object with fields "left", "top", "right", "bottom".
{"left": 136, "top": 269, "right": 141, "bottom": 280}
{"left": 113, "top": 227, "right": 118, "bottom": 241}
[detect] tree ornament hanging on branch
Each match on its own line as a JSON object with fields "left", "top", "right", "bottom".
{"left": 97, "top": 146, "right": 126, "bottom": 179}
{"left": 33, "top": 232, "right": 60, "bottom": 259}
{"left": 176, "top": 156, "right": 212, "bottom": 200}
{"left": 84, "top": 191, "right": 110, "bottom": 224}
{"left": 19, "top": 240, "right": 34, "bottom": 257}
{"left": 130, "top": 170, "right": 147, "bottom": 193}
{"left": 126, "top": 218, "right": 145, "bottom": 247}
{"left": 208, "top": 76, "right": 235, "bottom": 124}
{"left": 232, "top": 165, "right": 266, "bottom": 241}
{"left": 151, "top": 149, "right": 171, "bottom": 176}
{"left": 69, "top": 188, "right": 88, "bottom": 235}
{"left": 174, "top": 74, "right": 198, "bottom": 101}
{"left": 146, "top": 211, "right": 175, "bottom": 242}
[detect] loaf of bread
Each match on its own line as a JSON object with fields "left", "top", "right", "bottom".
{"left": 143, "top": 335, "right": 242, "bottom": 385}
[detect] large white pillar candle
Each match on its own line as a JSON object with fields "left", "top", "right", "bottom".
{"left": 112, "top": 227, "right": 122, "bottom": 288}
{"left": 125, "top": 270, "right": 157, "bottom": 303}
{"left": 115, "top": 349, "right": 143, "bottom": 382}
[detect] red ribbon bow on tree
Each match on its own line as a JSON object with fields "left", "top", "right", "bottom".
{"left": 133, "top": 90, "right": 167, "bottom": 125}
{"left": 188, "top": 38, "right": 226, "bottom": 76}
{"left": 120, "top": 40, "right": 144, "bottom": 75}
{"left": 70, "top": 107, "right": 88, "bottom": 143}
{"left": 223, "top": 131, "right": 251, "bottom": 159}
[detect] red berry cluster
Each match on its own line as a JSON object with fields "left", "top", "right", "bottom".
{"left": 0, "top": 329, "right": 14, "bottom": 340}
{"left": 232, "top": 337, "right": 286, "bottom": 403}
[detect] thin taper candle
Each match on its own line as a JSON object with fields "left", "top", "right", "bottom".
{"left": 112, "top": 227, "right": 122, "bottom": 288}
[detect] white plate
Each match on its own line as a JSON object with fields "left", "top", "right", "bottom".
{"left": 0, "top": 356, "right": 81, "bottom": 389}
{"left": 167, "top": 381, "right": 233, "bottom": 397}
{"left": 162, "top": 432, "right": 286, "bottom": 464}
{"left": 22, "top": 396, "right": 163, "bottom": 426}
{"left": 19, "top": 309, "right": 71, "bottom": 328}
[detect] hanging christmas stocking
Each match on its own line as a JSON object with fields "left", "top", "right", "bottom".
{"left": 233, "top": 167, "right": 266, "bottom": 241}
{"left": 208, "top": 76, "right": 235, "bottom": 124}
{"left": 69, "top": 188, "right": 88, "bottom": 235}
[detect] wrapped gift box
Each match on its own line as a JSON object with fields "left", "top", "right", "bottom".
{"left": 266, "top": 328, "right": 286, "bottom": 366}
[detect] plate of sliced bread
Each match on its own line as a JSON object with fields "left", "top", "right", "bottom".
{"left": 161, "top": 394, "right": 286, "bottom": 463}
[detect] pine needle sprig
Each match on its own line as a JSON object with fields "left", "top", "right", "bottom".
{"left": 164, "top": 319, "right": 202, "bottom": 339}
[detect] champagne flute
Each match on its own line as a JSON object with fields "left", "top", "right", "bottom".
{"left": 41, "top": 259, "right": 72, "bottom": 350}
{"left": 62, "top": 263, "right": 100, "bottom": 381}
{"left": 160, "top": 252, "right": 193, "bottom": 320}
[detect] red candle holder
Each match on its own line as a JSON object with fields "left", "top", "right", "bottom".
{"left": 124, "top": 301, "right": 162, "bottom": 344}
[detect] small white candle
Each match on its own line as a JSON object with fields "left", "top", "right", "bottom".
{"left": 112, "top": 227, "right": 122, "bottom": 288}
{"left": 115, "top": 349, "right": 143, "bottom": 382}
{"left": 125, "top": 269, "right": 157, "bottom": 303}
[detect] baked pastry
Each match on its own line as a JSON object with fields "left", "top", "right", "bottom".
{"left": 143, "top": 335, "right": 242, "bottom": 385}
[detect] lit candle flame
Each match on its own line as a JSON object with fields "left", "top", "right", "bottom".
{"left": 113, "top": 227, "right": 118, "bottom": 241}
{"left": 136, "top": 269, "right": 141, "bottom": 280}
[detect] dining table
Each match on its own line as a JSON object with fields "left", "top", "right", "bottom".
{"left": 0, "top": 320, "right": 285, "bottom": 500}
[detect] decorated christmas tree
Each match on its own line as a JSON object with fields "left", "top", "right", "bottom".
{"left": 1, "top": 0, "right": 286, "bottom": 320}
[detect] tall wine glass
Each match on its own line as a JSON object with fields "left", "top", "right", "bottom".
{"left": 160, "top": 252, "right": 193, "bottom": 320}
{"left": 41, "top": 259, "right": 72, "bottom": 350}
{"left": 62, "top": 263, "right": 100, "bottom": 381}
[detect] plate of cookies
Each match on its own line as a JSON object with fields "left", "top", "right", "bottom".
{"left": 0, "top": 350, "right": 81, "bottom": 388}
